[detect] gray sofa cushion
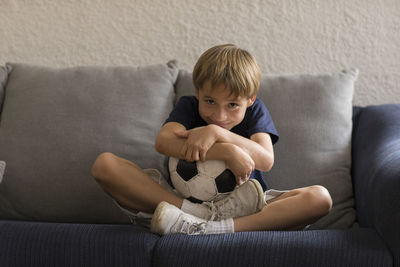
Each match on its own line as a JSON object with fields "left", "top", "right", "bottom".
{"left": 0, "top": 61, "right": 179, "bottom": 223}
{"left": 175, "top": 69, "right": 358, "bottom": 229}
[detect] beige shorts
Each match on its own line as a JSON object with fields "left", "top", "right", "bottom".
{"left": 112, "top": 168, "right": 287, "bottom": 228}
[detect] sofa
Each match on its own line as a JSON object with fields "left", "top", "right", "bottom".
{"left": 0, "top": 61, "right": 398, "bottom": 266}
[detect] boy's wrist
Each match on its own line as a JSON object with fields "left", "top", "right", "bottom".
{"left": 207, "top": 124, "right": 225, "bottom": 142}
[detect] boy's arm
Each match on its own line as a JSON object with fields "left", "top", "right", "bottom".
{"left": 177, "top": 124, "right": 274, "bottom": 172}
{"left": 155, "top": 122, "right": 255, "bottom": 184}
{"left": 155, "top": 122, "right": 189, "bottom": 159}
{"left": 156, "top": 122, "right": 228, "bottom": 162}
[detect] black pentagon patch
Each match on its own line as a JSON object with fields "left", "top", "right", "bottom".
{"left": 215, "top": 169, "right": 236, "bottom": 193}
{"left": 176, "top": 160, "right": 198, "bottom": 181}
{"left": 187, "top": 196, "right": 203, "bottom": 204}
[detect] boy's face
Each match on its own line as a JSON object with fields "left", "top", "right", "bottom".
{"left": 196, "top": 81, "right": 255, "bottom": 130}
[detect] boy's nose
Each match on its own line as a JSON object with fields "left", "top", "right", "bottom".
{"left": 214, "top": 108, "right": 227, "bottom": 121}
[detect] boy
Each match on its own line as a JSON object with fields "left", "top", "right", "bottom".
{"left": 92, "top": 44, "right": 332, "bottom": 235}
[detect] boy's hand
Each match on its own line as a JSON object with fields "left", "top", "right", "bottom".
{"left": 225, "top": 145, "right": 255, "bottom": 185}
{"left": 174, "top": 125, "right": 220, "bottom": 162}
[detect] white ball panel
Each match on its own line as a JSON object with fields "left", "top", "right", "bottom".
{"left": 196, "top": 160, "right": 226, "bottom": 178}
{"left": 188, "top": 174, "right": 218, "bottom": 202}
{"left": 170, "top": 170, "right": 191, "bottom": 198}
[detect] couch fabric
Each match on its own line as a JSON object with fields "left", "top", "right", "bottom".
{"left": 0, "top": 219, "right": 393, "bottom": 267}
{"left": 0, "top": 220, "right": 159, "bottom": 267}
{"left": 352, "top": 104, "right": 400, "bottom": 265}
{"left": 153, "top": 228, "right": 391, "bottom": 267}
{"left": 0, "top": 62, "right": 178, "bottom": 223}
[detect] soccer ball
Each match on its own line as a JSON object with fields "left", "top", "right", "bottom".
{"left": 169, "top": 157, "right": 237, "bottom": 203}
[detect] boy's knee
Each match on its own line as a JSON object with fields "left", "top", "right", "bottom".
{"left": 304, "top": 185, "right": 332, "bottom": 217}
{"left": 91, "top": 152, "right": 117, "bottom": 181}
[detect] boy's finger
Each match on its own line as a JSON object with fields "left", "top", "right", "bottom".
{"left": 180, "top": 143, "right": 188, "bottom": 158}
{"left": 235, "top": 176, "right": 243, "bottom": 186}
{"left": 185, "top": 146, "right": 193, "bottom": 162}
{"left": 200, "top": 150, "right": 207, "bottom": 161}
{"left": 192, "top": 149, "right": 200, "bottom": 161}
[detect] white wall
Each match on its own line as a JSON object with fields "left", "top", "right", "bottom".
{"left": 1, "top": 0, "right": 399, "bottom": 105}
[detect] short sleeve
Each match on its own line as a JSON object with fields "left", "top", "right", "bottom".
{"left": 164, "top": 96, "right": 205, "bottom": 130}
{"left": 246, "top": 99, "right": 279, "bottom": 144}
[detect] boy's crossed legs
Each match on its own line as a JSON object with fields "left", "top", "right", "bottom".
{"left": 92, "top": 152, "right": 332, "bottom": 234}
{"left": 151, "top": 185, "right": 332, "bottom": 235}
{"left": 92, "top": 152, "right": 183, "bottom": 215}
{"left": 91, "top": 152, "right": 266, "bottom": 226}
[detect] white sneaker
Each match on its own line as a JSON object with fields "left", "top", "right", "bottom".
{"left": 203, "top": 179, "right": 266, "bottom": 221}
{"left": 151, "top": 201, "right": 208, "bottom": 235}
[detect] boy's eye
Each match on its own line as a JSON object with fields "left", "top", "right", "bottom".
{"left": 206, "top": 99, "right": 215, "bottom": 105}
{"left": 228, "top": 103, "right": 238, "bottom": 108}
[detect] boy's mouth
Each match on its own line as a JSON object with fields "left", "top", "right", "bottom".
{"left": 211, "top": 122, "right": 229, "bottom": 129}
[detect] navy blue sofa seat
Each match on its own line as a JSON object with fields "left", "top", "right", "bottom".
{"left": 0, "top": 221, "right": 158, "bottom": 267}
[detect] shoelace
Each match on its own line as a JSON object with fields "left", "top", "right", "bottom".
{"left": 204, "top": 201, "right": 218, "bottom": 221}
{"left": 178, "top": 220, "right": 207, "bottom": 235}
{"left": 204, "top": 198, "right": 235, "bottom": 221}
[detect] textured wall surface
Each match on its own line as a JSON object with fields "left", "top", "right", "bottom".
{"left": 1, "top": 0, "right": 399, "bottom": 105}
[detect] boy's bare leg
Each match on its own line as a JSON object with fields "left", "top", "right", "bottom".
{"left": 233, "top": 185, "right": 332, "bottom": 231}
{"left": 150, "top": 185, "right": 333, "bottom": 235}
{"left": 91, "top": 152, "right": 183, "bottom": 214}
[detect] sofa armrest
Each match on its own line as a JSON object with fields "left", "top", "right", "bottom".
{"left": 352, "top": 104, "right": 400, "bottom": 264}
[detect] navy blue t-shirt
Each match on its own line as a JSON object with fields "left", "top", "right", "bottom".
{"left": 164, "top": 96, "right": 279, "bottom": 191}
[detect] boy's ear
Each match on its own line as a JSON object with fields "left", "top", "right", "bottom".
{"left": 247, "top": 95, "right": 256, "bottom": 107}
{"left": 195, "top": 89, "right": 199, "bottom": 99}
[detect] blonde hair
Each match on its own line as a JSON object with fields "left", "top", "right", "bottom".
{"left": 193, "top": 44, "right": 261, "bottom": 99}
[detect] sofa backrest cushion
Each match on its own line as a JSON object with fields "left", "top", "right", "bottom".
{"left": 176, "top": 69, "right": 358, "bottom": 229}
{"left": 0, "top": 61, "right": 178, "bottom": 223}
